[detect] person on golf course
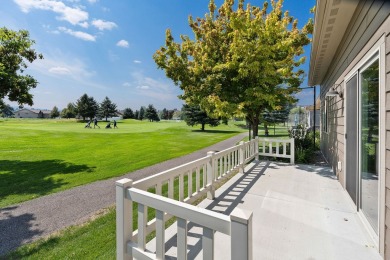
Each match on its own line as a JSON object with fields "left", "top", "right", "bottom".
{"left": 94, "top": 118, "right": 100, "bottom": 128}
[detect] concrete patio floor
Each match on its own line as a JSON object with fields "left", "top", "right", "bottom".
{"left": 147, "top": 161, "right": 382, "bottom": 260}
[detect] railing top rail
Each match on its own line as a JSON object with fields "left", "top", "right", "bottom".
{"left": 133, "top": 156, "right": 209, "bottom": 189}
{"left": 258, "top": 137, "right": 293, "bottom": 142}
{"left": 127, "top": 187, "right": 231, "bottom": 235}
{"left": 213, "top": 144, "right": 240, "bottom": 158}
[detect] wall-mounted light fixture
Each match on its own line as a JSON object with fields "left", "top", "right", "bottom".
{"left": 326, "top": 83, "right": 343, "bottom": 99}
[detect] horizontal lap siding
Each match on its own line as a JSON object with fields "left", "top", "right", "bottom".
{"left": 318, "top": 0, "right": 390, "bottom": 256}
{"left": 386, "top": 28, "right": 390, "bottom": 256}
{"left": 320, "top": 0, "right": 389, "bottom": 185}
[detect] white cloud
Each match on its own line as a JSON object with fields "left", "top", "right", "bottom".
{"left": 137, "top": 85, "right": 150, "bottom": 90}
{"left": 87, "top": 0, "right": 98, "bottom": 3}
{"left": 14, "top": 0, "right": 89, "bottom": 26}
{"left": 79, "top": 21, "right": 89, "bottom": 28}
{"left": 58, "top": 26, "right": 96, "bottom": 41}
{"left": 129, "top": 71, "right": 179, "bottom": 102}
{"left": 30, "top": 53, "right": 108, "bottom": 91}
{"left": 133, "top": 60, "right": 142, "bottom": 64}
{"left": 122, "top": 82, "right": 131, "bottom": 87}
{"left": 49, "top": 66, "right": 71, "bottom": 74}
{"left": 116, "top": 40, "right": 129, "bottom": 48}
{"left": 91, "top": 19, "right": 117, "bottom": 31}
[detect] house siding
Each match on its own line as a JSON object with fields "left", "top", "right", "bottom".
{"left": 318, "top": 0, "right": 390, "bottom": 256}
{"left": 385, "top": 29, "right": 390, "bottom": 256}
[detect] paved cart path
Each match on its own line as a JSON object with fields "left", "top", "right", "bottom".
{"left": 0, "top": 132, "right": 246, "bottom": 256}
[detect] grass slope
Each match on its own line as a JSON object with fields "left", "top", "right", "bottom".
{"left": 0, "top": 119, "right": 244, "bottom": 208}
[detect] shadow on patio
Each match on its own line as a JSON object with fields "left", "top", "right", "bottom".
{"left": 147, "top": 161, "right": 381, "bottom": 260}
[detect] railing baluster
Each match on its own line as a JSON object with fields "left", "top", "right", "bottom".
{"left": 156, "top": 183, "right": 162, "bottom": 196}
{"left": 177, "top": 218, "right": 188, "bottom": 260}
{"left": 168, "top": 178, "right": 174, "bottom": 199}
{"left": 196, "top": 166, "right": 200, "bottom": 193}
{"left": 137, "top": 203, "right": 147, "bottom": 251}
{"left": 202, "top": 165, "right": 206, "bottom": 188}
{"left": 156, "top": 209, "right": 165, "bottom": 260}
{"left": 203, "top": 227, "right": 214, "bottom": 260}
{"left": 179, "top": 173, "right": 184, "bottom": 202}
{"left": 188, "top": 170, "right": 192, "bottom": 198}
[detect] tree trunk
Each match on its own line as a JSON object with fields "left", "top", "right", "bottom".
{"left": 264, "top": 123, "right": 269, "bottom": 136}
{"left": 201, "top": 123, "right": 205, "bottom": 131}
{"left": 252, "top": 117, "right": 260, "bottom": 137}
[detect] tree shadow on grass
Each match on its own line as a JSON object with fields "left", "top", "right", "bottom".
{"left": 0, "top": 160, "right": 96, "bottom": 206}
{"left": 191, "top": 129, "right": 242, "bottom": 134}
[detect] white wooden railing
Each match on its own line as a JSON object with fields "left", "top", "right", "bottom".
{"left": 258, "top": 138, "right": 295, "bottom": 164}
{"left": 116, "top": 136, "right": 294, "bottom": 260}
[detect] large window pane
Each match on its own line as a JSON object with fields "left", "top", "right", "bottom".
{"left": 360, "top": 59, "right": 379, "bottom": 233}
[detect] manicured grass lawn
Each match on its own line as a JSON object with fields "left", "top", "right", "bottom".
{"left": 0, "top": 119, "right": 245, "bottom": 208}
{"left": 6, "top": 207, "right": 118, "bottom": 260}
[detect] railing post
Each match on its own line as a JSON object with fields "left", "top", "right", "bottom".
{"left": 290, "top": 138, "right": 295, "bottom": 164}
{"left": 239, "top": 141, "right": 245, "bottom": 173}
{"left": 207, "top": 151, "right": 216, "bottom": 199}
{"left": 255, "top": 136, "right": 259, "bottom": 161}
{"left": 230, "top": 208, "right": 253, "bottom": 260}
{"left": 116, "top": 178, "right": 133, "bottom": 260}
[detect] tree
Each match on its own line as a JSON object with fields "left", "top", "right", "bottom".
{"left": 167, "top": 109, "right": 175, "bottom": 120}
{"left": 99, "top": 96, "right": 117, "bottom": 121}
{"left": 50, "top": 106, "right": 60, "bottom": 118}
{"left": 262, "top": 101, "right": 293, "bottom": 135}
{"left": 138, "top": 106, "right": 145, "bottom": 120}
{"left": 0, "top": 27, "right": 43, "bottom": 109}
{"left": 183, "top": 104, "right": 219, "bottom": 131}
{"left": 145, "top": 104, "right": 160, "bottom": 122}
{"left": 76, "top": 93, "right": 99, "bottom": 121}
{"left": 154, "top": 0, "right": 313, "bottom": 137}
{"left": 134, "top": 110, "right": 139, "bottom": 120}
{"left": 160, "top": 108, "right": 168, "bottom": 120}
{"left": 123, "top": 108, "right": 134, "bottom": 119}
{"left": 61, "top": 102, "right": 77, "bottom": 119}
{"left": 1, "top": 104, "right": 14, "bottom": 117}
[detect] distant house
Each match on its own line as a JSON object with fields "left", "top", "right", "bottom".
{"left": 304, "top": 98, "right": 320, "bottom": 130}
{"left": 14, "top": 108, "right": 51, "bottom": 118}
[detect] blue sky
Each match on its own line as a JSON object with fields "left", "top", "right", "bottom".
{"left": 1, "top": 0, "right": 315, "bottom": 111}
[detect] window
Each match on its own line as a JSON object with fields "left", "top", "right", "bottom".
{"left": 322, "top": 97, "right": 329, "bottom": 133}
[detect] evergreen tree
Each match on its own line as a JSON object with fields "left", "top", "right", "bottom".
{"left": 145, "top": 104, "right": 160, "bottom": 122}
{"left": 123, "top": 108, "right": 134, "bottom": 119}
{"left": 134, "top": 110, "right": 139, "bottom": 120}
{"left": 50, "top": 106, "right": 60, "bottom": 118}
{"left": 76, "top": 93, "right": 99, "bottom": 121}
{"left": 183, "top": 104, "right": 219, "bottom": 131}
{"left": 167, "top": 110, "right": 175, "bottom": 120}
{"left": 161, "top": 108, "right": 168, "bottom": 120}
{"left": 138, "top": 106, "right": 145, "bottom": 120}
{"left": 99, "top": 96, "right": 117, "bottom": 121}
